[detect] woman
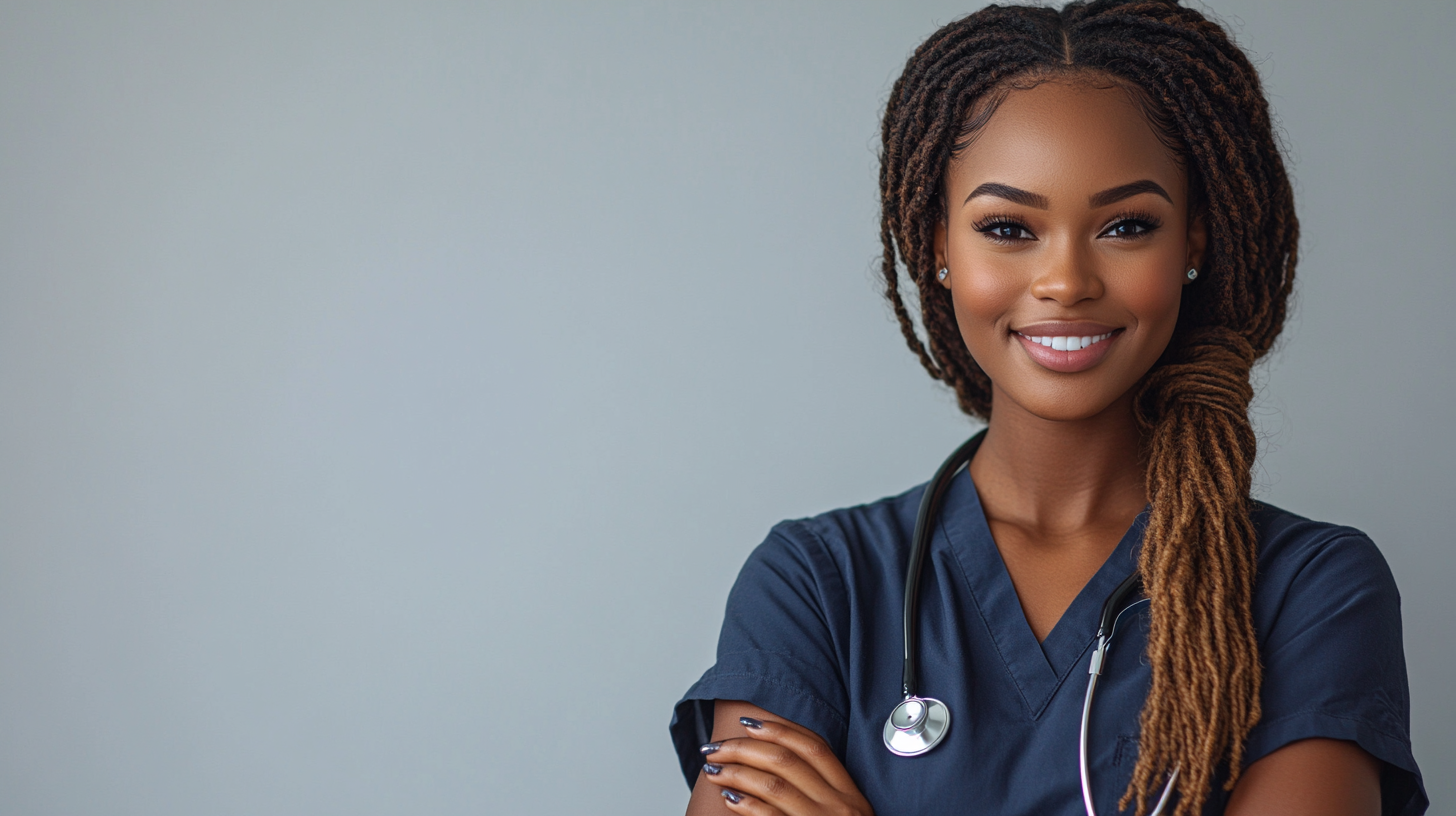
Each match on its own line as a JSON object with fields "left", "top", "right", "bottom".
{"left": 670, "top": 2, "right": 1426, "bottom": 814}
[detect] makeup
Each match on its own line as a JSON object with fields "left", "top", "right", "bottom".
{"left": 1011, "top": 322, "right": 1122, "bottom": 374}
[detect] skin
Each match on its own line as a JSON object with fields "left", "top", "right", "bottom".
{"left": 686, "top": 79, "right": 1380, "bottom": 816}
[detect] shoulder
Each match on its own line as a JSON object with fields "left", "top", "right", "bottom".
{"left": 746, "top": 481, "right": 927, "bottom": 586}
{"left": 719, "top": 484, "right": 927, "bottom": 661}
{"left": 1244, "top": 502, "right": 1422, "bottom": 808}
{"left": 677, "top": 485, "right": 931, "bottom": 768}
{"left": 1253, "top": 501, "right": 1387, "bottom": 566}
{"left": 1250, "top": 501, "right": 1400, "bottom": 622}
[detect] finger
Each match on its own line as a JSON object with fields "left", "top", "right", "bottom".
{"left": 718, "top": 788, "right": 784, "bottom": 816}
{"left": 706, "top": 762, "right": 814, "bottom": 816}
{"left": 702, "top": 740, "right": 840, "bottom": 806}
{"left": 736, "top": 717, "right": 859, "bottom": 795}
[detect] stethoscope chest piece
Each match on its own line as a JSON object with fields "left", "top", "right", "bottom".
{"left": 882, "top": 696, "right": 951, "bottom": 757}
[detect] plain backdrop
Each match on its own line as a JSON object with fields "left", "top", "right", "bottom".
{"left": 0, "top": 2, "right": 1451, "bottom": 814}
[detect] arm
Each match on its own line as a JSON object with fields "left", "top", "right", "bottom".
{"left": 686, "top": 700, "right": 873, "bottom": 816}
{"left": 686, "top": 701, "right": 764, "bottom": 816}
{"left": 687, "top": 722, "right": 1380, "bottom": 816}
{"left": 1224, "top": 738, "right": 1381, "bottom": 816}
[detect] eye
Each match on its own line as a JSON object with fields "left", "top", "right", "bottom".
{"left": 1100, "top": 215, "right": 1162, "bottom": 239}
{"left": 988, "top": 224, "right": 1033, "bottom": 240}
{"left": 972, "top": 216, "right": 1037, "bottom": 244}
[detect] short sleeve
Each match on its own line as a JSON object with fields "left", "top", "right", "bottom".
{"left": 1250, "top": 530, "right": 1427, "bottom": 815}
{"left": 668, "top": 522, "right": 851, "bottom": 788}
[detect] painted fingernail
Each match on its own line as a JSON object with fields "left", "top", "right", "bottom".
{"left": 738, "top": 716, "right": 763, "bottom": 729}
{"left": 722, "top": 789, "right": 743, "bottom": 804}
{"left": 699, "top": 742, "right": 721, "bottom": 755}
{"left": 702, "top": 762, "right": 722, "bottom": 775}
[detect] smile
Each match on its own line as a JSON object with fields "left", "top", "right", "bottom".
{"left": 1012, "top": 328, "right": 1122, "bottom": 373}
{"left": 1015, "top": 331, "right": 1114, "bottom": 351}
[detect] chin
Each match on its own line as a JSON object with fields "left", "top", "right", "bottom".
{"left": 997, "top": 386, "right": 1127, "bottom": 423}
{"left": 1027, "top": 404, "right": 1117, "bottom": 423}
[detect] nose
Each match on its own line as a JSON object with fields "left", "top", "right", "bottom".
{"left": 1028, "top": 242, "right": 1103, "bottom": 305}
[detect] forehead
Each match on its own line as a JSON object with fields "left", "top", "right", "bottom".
{"left": 949, "top": 79, "right": 1186, "bottom": 201}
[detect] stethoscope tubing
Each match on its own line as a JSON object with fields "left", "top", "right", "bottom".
{"left": 899, "top": 433, "right": 983, "bottom": 700}
{"left": 891, "top": 434, "right": 1178, "bottom": 812}
{"left": 1079, "top": 594, "right": 1178, "bottom": 815}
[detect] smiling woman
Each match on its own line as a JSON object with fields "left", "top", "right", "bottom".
{"left": 937, "top": 81, "right": 1198, "bottom": 405}
{"left": 670, "top": 2, "right": 1426, "bottom": 816}
{"left": 936, "top": 77, "right": 1200, "bottom": 641}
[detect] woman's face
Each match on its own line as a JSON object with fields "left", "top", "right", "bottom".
{"left": 935, "top": 79, "right": 1205, "bottom": 423}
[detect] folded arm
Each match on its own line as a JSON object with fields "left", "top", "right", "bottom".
{"left": 1225, "top": 738, "right": 1381, "bottom": 816}
{"left": 686, "top": 703, "right": 1382, "bottom": 816}
{"left": 686, "top": 700, "right": 873, "bottom": 816}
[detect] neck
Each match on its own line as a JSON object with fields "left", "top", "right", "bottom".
{"left": 969, "top": 386, "right": 1148, "bottom": 536}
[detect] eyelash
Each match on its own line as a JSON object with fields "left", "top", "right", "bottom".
{"left": 970, "top": 211, "right": 1165, "bottom": 244}
{"left": 1102, "top": 210, "right": 1164, "bottom": 240}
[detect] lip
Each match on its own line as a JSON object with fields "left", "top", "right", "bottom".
{"left": 1012, "top": 323, "right": 1124, "bottom": 374}
{"left": 1013, "top": 321, "right": 1120, "bottom": 337}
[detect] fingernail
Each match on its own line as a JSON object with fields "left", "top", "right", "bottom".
{"left": 738, "top": 716, "right": 763, "bottom": 729}
{"left": 699, "top": 742, "right": 721, "bottom": 755}
{"left": 702, "top": 762, "right": 722, "bottom": 775}
{"left": 722, "top": 789, "right": 743, "bottom": 804}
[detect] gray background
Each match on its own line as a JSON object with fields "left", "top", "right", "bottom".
{"left": 0, "top": 1, "right": 1450, "bottom": 814}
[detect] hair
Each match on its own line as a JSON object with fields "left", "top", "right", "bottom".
{"left": 878, "top": 2, "right": 1296, "bottom": 813}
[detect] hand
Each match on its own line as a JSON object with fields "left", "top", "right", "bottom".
{"left": 698, "top": 715, "right": 874, "bottom": 816}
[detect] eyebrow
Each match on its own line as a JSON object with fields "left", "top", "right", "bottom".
{"left": 964, "top": 183, "right": 1049, "bottom": 209}
{"left": 963, "top": 179, "right": 1174, "bottom": 209}
{"left": 1089, "top": 179, "right": 1173, "bottom": 208}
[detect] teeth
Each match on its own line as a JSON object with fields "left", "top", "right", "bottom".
{"left": 1022, "top": 331, "right": 1114, "bottom": 351}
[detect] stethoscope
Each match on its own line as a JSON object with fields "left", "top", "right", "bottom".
{"left": 882, "top": 433, "right": 1178, "bottom": 815}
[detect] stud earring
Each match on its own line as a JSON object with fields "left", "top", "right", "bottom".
{"left": 1186, "top": 267, "right": 1199, "bottom": 281}
{"left": 937, "top": 268, "right": 949, "bottom": 282}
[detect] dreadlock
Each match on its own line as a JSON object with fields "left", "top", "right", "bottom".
{"left": 878, "top": 2, "right": 1297, "bottom": 813}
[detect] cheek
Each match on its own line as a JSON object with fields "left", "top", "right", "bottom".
{"left": 947, "top": 261, "right": 1022, "bottom": 353}
{"left": 1136, "top": 258, "right": 1185, "bottom": 316}
{"left": 1121, "top": 267, "right": 1186, "bottom": 353}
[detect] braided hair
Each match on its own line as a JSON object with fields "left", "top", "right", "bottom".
{"left": 878, "top": 2, "right": 1297, "bottom": 813}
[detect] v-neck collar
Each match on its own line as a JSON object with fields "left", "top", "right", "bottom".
{"left": 939, "top": 467, "right": 1145, "bottom": 719}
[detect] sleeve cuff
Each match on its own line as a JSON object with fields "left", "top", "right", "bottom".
{"left": 668, "top": 652, "right": 848, "bottom": 789}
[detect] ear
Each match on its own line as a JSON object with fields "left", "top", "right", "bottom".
{"left": 934, "top": 220, "right": 950, "bottom": 288}
{"left": 1184, "top": 213, "right": 1207, "bottom": 285}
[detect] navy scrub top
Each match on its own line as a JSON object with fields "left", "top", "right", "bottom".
{"left": 670, "top": 468, "right": 1427, "bottom": 815}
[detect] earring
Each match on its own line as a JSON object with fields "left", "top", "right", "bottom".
{"left": 1186, "top": 267, "right": 1199, "bottom": 281}
{"left": 937, "top": 268, "right": 949, "bottom": 281}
